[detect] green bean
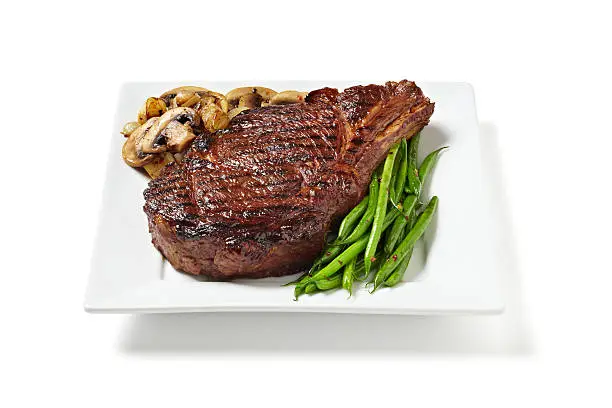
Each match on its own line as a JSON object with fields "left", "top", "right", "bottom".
{"left": 342, "top": 258, "right": 356, "bottom": 296}
{"left": 372, "top": 196, "right": 438, "bottom": 292}
{"left": 305, "top": 283, "right": 318, "bottom": 294}
{"left": 305, "top": 210, "right": 399, "bottom": 285}
{"left": 406, "top": 133, "right": 421, "bottom": 195}
{"left": 319, "top": 244, "right": 344, "bottom": 264}
{"left": 382, "top": 205, "right": 401, "bottom": 229}
{"left": 389, "top": 140, "right": 404, "bottom": 204}
{"left": 337, "top": 195, "right": 369, "bottom": 241}
{"left": 285, "top": 243, "right": 342, "bottom": 286}
{"left": 336, "top": 173, "right": 380, "bottom": 245}
{"left": 385, "top": 212, "right": 416, "bottom": 286}
{"left": 316, "top": 274, "right": 343, "bottom": 291}
{"left": 284, "top": 272, "right": 309, "bottom": 286}
{"left": 293, "top": 284, "right": 305, "bottom": 299}
{"left": 353, "top": 259, "right": 367, "bottom": 281}
{"left": 418, "top": 146, "right": 447, "bottom": 188}
{"left": 364, "top": 141, "right": 400, "bottom": 275}
{"left": 384, "top": 247, "right": 413, "bottom": 287}
{"left": 384, "top": 195, "right": 419, "bottom": 254}
{"left": 392, "top": 139, "right": 408, "bottom": 204}
{"left": 304, "top": 236, "right": 369, "bottom": 283}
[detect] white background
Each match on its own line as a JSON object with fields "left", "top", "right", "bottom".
{"left": 1, "top": 1, "right": 611, "bottom": 407}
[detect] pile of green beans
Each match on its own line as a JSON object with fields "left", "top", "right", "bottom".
{"left": 288, "top": 133, "right": 447, "bottom": 299}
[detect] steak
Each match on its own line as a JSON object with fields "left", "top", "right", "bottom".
{"left": 143, "top": 80, "right": 435, "bottom": 280}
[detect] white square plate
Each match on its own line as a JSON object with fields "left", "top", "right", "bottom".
{"left": 85, "top": 81, "right": 503, "bottom": 314}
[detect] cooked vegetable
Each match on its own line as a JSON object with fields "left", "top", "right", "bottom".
{"left": 393, "top": 139, "right": 408, "bottom": 203}
{"left": 342, "top": 258, "right": 356, "bottom": 296}
{"left": 238, "top": 92, "right": 263, "bottom": 109}
{"left": 226, "top": 87, "right": 277, "bottom": 109}
{"left": 228, "top": 106, "right": 249, "bottom": 120}
{"left": 137, "top": 97, "right": 167, "bottom": 124}
{"left": 173, "top": 91, "right": 201, "bottom": 108}
{"left": 199, "top": 102, "right": 229, "bottom": 132}
{"left": 269, "top": 90, "right": 307, "bottom": 105}
{"left": 140, "top": 107, "right": 199, "bottom": 154}
{"left": 337, "top": 172, "right": 379, "bottom": 245}
{"left": 295, "top": 205, "right": 400, "bottom": 297}
{"left": 372, "top": 196, "right": 438, "bottom": 292}
{"left": 121, "top": 117, "right": 159, "bottom": 167}
{"left": 337, "top": 195, "right": 369, "bottom": 241}
{"left": 419, "top": 146, "right": 448, "bottom": 187}
{"left": 120, "top": 121, "right": 141, "bottom": 137}
{"left": 301, "top": 236, "right": 369, "bottom": 285}
{"left": 364, "top": 141, "right": 400, "bottom": 275}
{"left": 384, "top": 194, "right": 419, "bottom": 255}
{"left": 316, "top": 274, "right": 343, "bottom": 291}
{"left": 406, "top": 133, "right": 421, "bottom": 195}
{"left": 143, "top": 152, "right": 175, "bottom": 179}
{"left": 384, "top": 247, "right": 413, "bottom": 287}
{"left": 305, "top": 283, "right": 318, "bottom": 295}
{"left": 160, "top": 86, "right": 211, "bottom": 106}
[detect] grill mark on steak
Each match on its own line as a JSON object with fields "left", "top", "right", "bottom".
{"left": 144, "top": 80, "right": 434, "bottom": 280}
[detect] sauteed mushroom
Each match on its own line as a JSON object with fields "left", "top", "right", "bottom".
{"left": 120, "top": 121, "right": 141, "bottom": 137}
{"left": 140, "top": 107, "right": 199, "bottom": 154}
{"left": 121, "top": 117, "right": 159, "bottom": 167}
{"left": 200, "top": 103, "right": 229, "bottom": 132}
{"left": 226, "top": 87, "right": 277, "bottom": 109}
{"left": 228, "top": 106, "right": 249, "bottom": 120}
{"left": 172, "top": 91, "right": 201, "bottom": 108}
{"left": 160, "top": 86, "right": 211, "bottom": 106}
{"left": 143, "top": 152, "right": 175, "bottom": 179}
{"left": 202, "top": 91, "right": 229, "bottom": 113}
{"left": 137, "top": 97, "right": 167, "bottom": 124}
{"left": 269, "top": 90, "right": 308, "bottom": 105}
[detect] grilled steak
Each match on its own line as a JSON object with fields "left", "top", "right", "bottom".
{"left": 144, "top": 80, "right": 434, "bottom": 280}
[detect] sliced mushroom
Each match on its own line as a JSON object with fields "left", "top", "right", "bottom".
{"left": 141, "top": 107, "right": 199, "bottom": 154}
{"left": 238, "top": 93, "right": 263, "bottom": 109}
{"left": 137, "top": 97, "right": 167, "bottom": 124}
{"left": 172, "top": 91, "right": 201, "bottom": 108}
{"left": 120, "top": 121, "right": 141, "bottom": 137}
{"left": 122, "top": 118, "right": 159, "bottom": 167}
{"left": 225, "top": 87, "right": 277, "bottom": 109}
{"left": 160, "top": 86, "right": 211, "bottom": 106}
{"left": 143, "top": 152, "right": 175, "bottom": 179}
{"left": 269, "top": 90, "right": 308, "bottom": 105}
{"left": 200, "top": 103, "right": 229, "bottom": 132}
{"left": 228, "top": 106, "right": 249, "bottom": 120}
{"left": 206, "top": 91, "right": 229, "bottom": 113}
{"left": 163, "top": 120, "right": 197, "bottom": 152}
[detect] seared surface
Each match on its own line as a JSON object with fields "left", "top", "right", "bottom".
{"left": 144, "top": 81, "right": 434, "bottom": 279}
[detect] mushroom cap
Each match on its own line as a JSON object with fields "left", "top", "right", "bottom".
{"left": 160, "top": 86, "right": 211, "bottom": 105}
{"left": 225, "top": 87, "right": 277, "bottom": 108}
{"left": 171, "top": 91, "right": 201, "bottom": 108}
{"left": 238, "top": 93, "right": 263, "bottom": 109}
{"left": 122, "top": 118, "right": 159, "bottom": 167}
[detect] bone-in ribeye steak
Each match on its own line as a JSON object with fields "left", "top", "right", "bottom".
{"left": 143, "top": 81, "right": 434, "bottom": 280}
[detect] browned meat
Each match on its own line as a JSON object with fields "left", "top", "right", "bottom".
{"left": 143, "top": 80, "right": 434, "bottom": 280}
